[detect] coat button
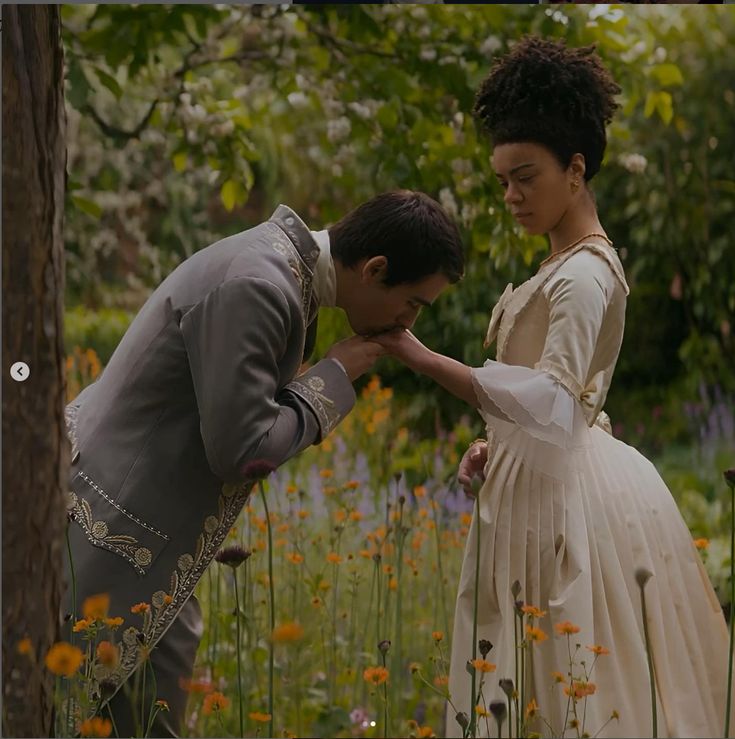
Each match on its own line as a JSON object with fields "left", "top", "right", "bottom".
{"left": 72, "top": 450, "right": 80, "bottom": 464}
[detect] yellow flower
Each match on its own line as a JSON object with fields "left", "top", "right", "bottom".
{"left": 248, "top": 711, "right": 272, "bottom": 723}
{"left": 525, "top": 625, "right": 548, "bottom": 643}
{"left": 96, "top": 640, "right": 118, "bottom": 668}
{"left": 551, "top": 671, "right": 566, "bottom": 683}
{"left": 470, "top": 659, "right": 496, "bottom": 673}
{"left": 82, "top": 593, "right": 110, "bottom": 621}
{"left": 432, "top": 631, "right": 444, "bottom": 643}
{"left": 586, "top": 644, "right": 610, "bottom": 656}
{"left": 521, "top": 605, "right": 547, "bottom": 619}
{"left": 554, "top": 621, "right": 580, "bottom": 636}
{"left": 363, "top": 666, "right": 389, "bottom": 686}
{"left": 475, "top": 706, "right": 489, "bottom": 717}
{"left": 203, "top": 691, "right": 230, "bottom": 715}
{"left": 526, "top": 698, "right": 539, "bottom": 718}
{"left": 287, "top": 552, "right": 304, "bottom": 564}
{"left": 79, "top": 717, "right": 112, "bottom": 737}
{"left": 45, "top": 642, "right": 84, "bottom": 677}
{"left": 271, "top": 622, "right": 305, "bottom": 643}
{"left": 694, "top": 538, "right": 709, "bottom": 550}
{"left": 17, "top": 637, "right": 32, "bottom": 655}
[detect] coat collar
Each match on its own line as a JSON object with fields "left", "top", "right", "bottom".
{"left": 268, "top": 205, "right": 321, "bottom": 274}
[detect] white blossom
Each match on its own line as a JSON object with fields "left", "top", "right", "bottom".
{"left": 618, "top": 153, "right": 648, "bottom": 174}
{"left": 327, "top": 116, "right": 351, "bottom": 143}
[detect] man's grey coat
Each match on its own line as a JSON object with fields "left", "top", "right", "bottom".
{"left": 64, "top": 206, "right": 355, "bottom": 702}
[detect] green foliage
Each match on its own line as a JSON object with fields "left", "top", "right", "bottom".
{"left": 65, "top": 306, "right": 133, "bottom": 364}
{"left": 62, "top": 4, "right": 735, "bottom": 432}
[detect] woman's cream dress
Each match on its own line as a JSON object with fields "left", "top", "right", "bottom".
{"left": 446, "top": 241, "right": 732, "bottom": 738}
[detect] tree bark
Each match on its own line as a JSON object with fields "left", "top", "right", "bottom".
{"left": 2, "top": 5, "right": 68, "bottom": 737}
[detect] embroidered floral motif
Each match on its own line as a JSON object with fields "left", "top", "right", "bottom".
{"left": 267, "top": 222, "right": 314, "bottom": 327}
{"left": 65, "top": 403, "right": 79, "bottom": 458}
{"left": 286, "top": 372, "right": 340, "bottom": 436}
{"left": 68, "top": 492, "right": 157, "bottom": 577}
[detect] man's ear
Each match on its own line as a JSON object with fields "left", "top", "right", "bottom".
{"left": 361, "top": 256, "right": 388, "bottom": 284}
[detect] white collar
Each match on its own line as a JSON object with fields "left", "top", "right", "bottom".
{"left": 309, "top": 229, "right": 337, "bottom": 308}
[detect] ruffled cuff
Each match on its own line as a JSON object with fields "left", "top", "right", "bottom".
{"left": 470, "top": 361, "right": 589, "bottom": 448}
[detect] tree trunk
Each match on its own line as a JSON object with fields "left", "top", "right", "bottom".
{"left": 2, "top": 6, "right": 68, "bottom": 737}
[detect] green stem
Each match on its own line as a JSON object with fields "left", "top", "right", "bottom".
{"left": 381, "top": 651, "right": 389, "bottom": 739}
{"left": 233, "top": 568, "right": 244, "bottom": 738}
{"left": 640, "top": 583, "right": 658, "bottom": 738}
{"left": 469, "top": 494, "right": 481, "bottom": 738}
{"left": 259, "top": 481, "right": 276, "bottom": 739}
{"left": 725, "top": 478, "right": 734, "bottom": 738}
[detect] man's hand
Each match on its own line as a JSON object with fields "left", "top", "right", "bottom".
{"left": 326, "top": 336, "right": 385, "bottom": 382}
{"left": 458, "top": 441, "right": 488, "bottom": 498}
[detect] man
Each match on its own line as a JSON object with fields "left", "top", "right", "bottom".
{"left": 63, "top": 189, "right": 464, "bottom": 734}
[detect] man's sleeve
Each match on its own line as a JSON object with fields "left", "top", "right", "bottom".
{"left": 180, "top": 276, "right": 355, "bottom": 482}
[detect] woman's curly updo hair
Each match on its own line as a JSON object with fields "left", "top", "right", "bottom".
{"left": 473, "top": 36, "right": 621, "bottom": 181}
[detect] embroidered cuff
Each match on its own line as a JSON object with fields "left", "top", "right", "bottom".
{"left": 285, "top": 359, "right": 355, "bottom": 440}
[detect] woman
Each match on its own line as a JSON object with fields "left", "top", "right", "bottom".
{"left": 375, "top": 37, "right": 731, "bottom": 737}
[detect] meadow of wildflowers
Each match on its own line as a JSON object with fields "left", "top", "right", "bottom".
{"left": 43, "top": 355, "right": 733, "bottom": 738}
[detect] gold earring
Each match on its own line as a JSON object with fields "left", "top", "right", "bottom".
{"left": 571, "top": 180, "right": 580, "bottom": 193}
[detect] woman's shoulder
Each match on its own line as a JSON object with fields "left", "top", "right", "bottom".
{"left": 549, "top": 243, "right": 629, "bottom": 297}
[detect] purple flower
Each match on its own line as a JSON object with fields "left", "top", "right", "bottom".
{"left": 214, "top": 545, "right": 251, "bottom": 568}
{"left": 241, "top": 459, "right": 276, "bottom": 482}
{"left": 349, "top": 707, "right": 368, "bottom": 726}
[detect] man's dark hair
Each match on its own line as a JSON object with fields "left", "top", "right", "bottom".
{"left": 473, "top": 36, "right": 621, "bottom": 181}
{"left": 329, "top": 190, "right": 465, "bottom": 286}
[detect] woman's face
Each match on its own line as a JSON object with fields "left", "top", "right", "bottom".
{"left": 491, "top": 142, "right": 582, "bottom": 235}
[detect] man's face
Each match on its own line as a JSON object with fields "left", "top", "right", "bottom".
{"left": 347, "top": 269, "right": 450, "bottom": 337}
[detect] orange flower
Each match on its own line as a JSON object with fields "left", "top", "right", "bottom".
{"left": 271, "top": 622, "right": 305, "bottom": 643}
{"left": 82, "top": 593, "right": 110, "bottom": 621}
{"left": 349, "top": 510, "right": 363, "bottom": 522}
{"left": 103, "top": 616, "right": 124, "bottom": 628}
{"left": 521, "top": 605, "right": 547, "bottom": 619}
{"left": 586, "top": 644, "right": 610, "bottom": 656}
{"left": 287, "top": 552, "right": 304, "bottom": 564}
{"left": 470, "top": 659, "right": 496, "bottom": 673}
{"left": 432, "top": 631, "right": 444, "bottom": 643}
{"left": 131, "top": 602, "right": 150, "bottom": 615}
{"left": 475, "top": 706, "right": 489, "bottom": 717}
{"left": 96, "top": 640, "right": 118, "bottom": 668}
{"left": 79, "top": 717, "right": 112, "bottom": 737}
{"left": 311, "top": 596, "right": 323, "bottom": 608}
{"left": 319, "top": 469, "right": 334, "bottom": 479}
{"left": 298, "top": 510, "right": 310, "bottom": 520}
{"left": 526, "top": 698, "right": 539, "bottom": 718}
{"left": 202, "top": 691, "right": 230, "bottom": 715}
{"left": 413, "top": 485, "right": 427, "bottom": 498}
{"left": 564, "top": 681, "right": 597, "bottom": 699}
{"left": 694, "top": 538, "right": 709, "bottom": 550}
{"left": 179, "top": 678, "right": 213, "bottom": 693}
{"left": 344, "top": 480, "right": 360, "bottom": 490}
{"left": 73, "top": 618, "right": 94, "bottom": 633}
{"left": 434, "top": 675, "right": 448, "bottom": 687}
{"left": 460, "top": 512, "right": 473, "bottom": 527}
{"left": 555, "top": 621, "right": 581, "bottom": 636}
{"left": 45, "top": 642, "right": 84, "bottom": 677}
{"left": 416, "top": 726, "right": 435, "bottom": 738}
{"left": 525, "top": 625, "right": 548, "bottom": 643}
{"left": 551, "top": 671, "right": 566, "bottom": 683}
{"left": 363, "top": 666, "right": 389, "bottom": 686}
{"left": 286, "top": 484, "right": 298, "bottom": 494}
{"left": 249, "top": 711, "right": 272, "bottom": 723}
{"left": 17, "top": 637, "right": 32, "bottom": 655}
{"left": 326, "top": 552, "right": 343, "bottom": 564}
{"left": 388, "top": 577, "right": 398, "bottom": 591}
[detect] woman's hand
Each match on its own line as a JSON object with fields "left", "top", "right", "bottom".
{"left": 458, "top": 441, "right": 488, "bottom": 498}
{"left": 371, "top": 328, "right": 432, "bottom": 373}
